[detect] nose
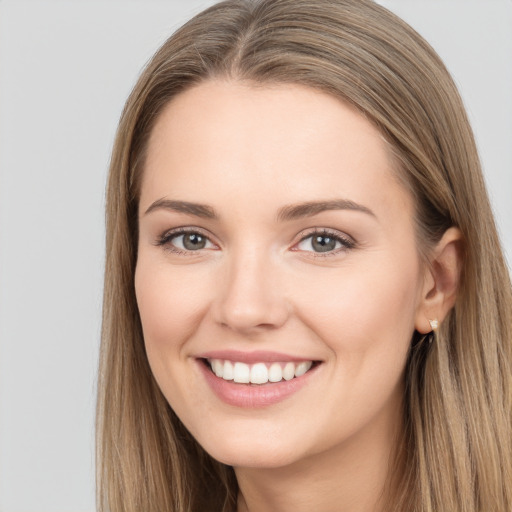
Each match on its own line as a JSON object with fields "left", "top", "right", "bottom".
{"left": 211, "top": 249, "right": 290, "bottom": 335}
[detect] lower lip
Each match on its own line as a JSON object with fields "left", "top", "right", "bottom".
{"left": 198, "top": 360, "right": 318, "bottom": 408}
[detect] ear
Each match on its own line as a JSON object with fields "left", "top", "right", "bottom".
{"left": 415, "top": 227, "right": 463, "bottom": 334}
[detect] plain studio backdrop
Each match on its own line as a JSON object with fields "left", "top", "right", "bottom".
{"left": 0, "top": 1, "right": 510, "bottom": 511}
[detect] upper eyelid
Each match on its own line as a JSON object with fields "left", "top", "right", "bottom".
{"left": 154, "top": 228, "right": 217, "bottom": 253}
{"left": 156, "top": 228, "right": 219, "bottom": 255}
{"left": 158, "top": 226, "right": 216, "bottom": 241}
{"left": 292, "top": 229, "right": 356, "bottom": 256}
{"left": 295, "top": 227, "right": 355, "bottom": 244}
{"left": 155, "top": 226, "right": 355, "bottom": 250}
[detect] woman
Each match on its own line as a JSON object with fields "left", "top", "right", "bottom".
{"left": 96, "top": 0, "right": 512, "bottom": 510}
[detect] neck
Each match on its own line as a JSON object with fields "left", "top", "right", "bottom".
{"left": 235, "top": 396, "right": 404, "bottom": 512}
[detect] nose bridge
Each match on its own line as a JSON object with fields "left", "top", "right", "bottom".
{"left": 214, "top": 242, "right": 289, "bottom": 333}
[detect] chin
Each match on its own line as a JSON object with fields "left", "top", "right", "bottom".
{"left": 206, "top": 443, "right": 301, "bottom": 469}
{"left": 191, "top": 423, "right": 306, "bottom": 469}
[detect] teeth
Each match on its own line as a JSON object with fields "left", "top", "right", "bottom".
{"left": 208, "top": 359, "right": 313, "bottom": 385}
{"left": 223, "top": 360, "right": 234, "bottom": 380}
{"left": 283, "top": 362, "right": 295, "bottom": 381}
{"left": 212, "top": 359, "right": 223, "bottom": 378}
{"left": 233, "top": 362, "right": 250, "bottom": 383}
{"left": 250, "top": 363, "right": 268, "bottom": 384}
{"left": 295, "top": 361, "right": 312, "bottom": 377}
{"left": 268, "top": 362, "right": 283, "bottom": 382}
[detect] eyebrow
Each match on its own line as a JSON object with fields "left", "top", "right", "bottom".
{"left": 144, "top": 198, "right": 217, "bottom": 218}
{"left": 143, "top": 198, "right": 375, "bottom": 221}
{"left": 276, "top": 199, "right": 375, "bottom": 222}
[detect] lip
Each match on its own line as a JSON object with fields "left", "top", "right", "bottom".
{"left": 196, "top": 349, "right": 314, "bottom": 364}
{"left": 196, "top": 355, "right": 321, "bottom": 408}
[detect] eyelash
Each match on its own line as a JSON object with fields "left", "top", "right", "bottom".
{"left": 294, "top": 228, "right": 356, "bottom": 257}
{"left": 155, "top": 227, "right": 356, "bottom": 257}
{"left": 155, "top": 227, "right": 216, "bottom": 255}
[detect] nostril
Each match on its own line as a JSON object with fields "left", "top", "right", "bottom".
{"left": 214, "top": 298, "right": 290, "bottom": 334}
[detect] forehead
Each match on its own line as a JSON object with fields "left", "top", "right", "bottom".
{"left": 140, "top": 80, "right": 412, "bottom": 223}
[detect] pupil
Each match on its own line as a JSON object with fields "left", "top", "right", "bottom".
{"left": 312, "top": 235, "right": 336, "bottom": 253}
{"left": 183, "top": 233, "right": 206, "bottom": 250}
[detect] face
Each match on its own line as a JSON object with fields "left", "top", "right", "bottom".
{"left": 135, "top": 81, "right": 427, "bottom": 469}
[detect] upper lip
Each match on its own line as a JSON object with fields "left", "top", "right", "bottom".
{"left": 196, "top": 350, "right": 318, "bottom": 364}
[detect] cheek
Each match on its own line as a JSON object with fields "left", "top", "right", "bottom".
{"left": 135, "top": 258, "right": 210, "bottom": 336}
{"left": 293, "top": 253, "right": 420, "bottom": 366}
{"left": 134, "top": 259, "right": 212, "bottom": 407}
{"left": 289, "top": 258, "right": 420, "bottom": 438}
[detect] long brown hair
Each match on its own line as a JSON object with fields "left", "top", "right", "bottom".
{"left": 97, "top": 1, "right": 512, "bottom": 510}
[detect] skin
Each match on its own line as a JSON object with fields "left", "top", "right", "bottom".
{"left": 135, "top": 81, "right": 461, "bottom": 512}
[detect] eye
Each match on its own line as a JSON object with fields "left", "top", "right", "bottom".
{"left": 156, "top": 229, "right": 216, "bottom": 253}
{"left": 295, "top": 230, "right": 355, "bottom": 254}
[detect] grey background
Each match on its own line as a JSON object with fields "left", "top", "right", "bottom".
{"left": 0, "top": 1, "right": 510, "bottom": 511}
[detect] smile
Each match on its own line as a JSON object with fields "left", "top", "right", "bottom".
{"left": 197, "top": 352, "right": 321, "bottom": 407}
{"left": 207, "top": 359, "right": 314, "bottom": 385}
